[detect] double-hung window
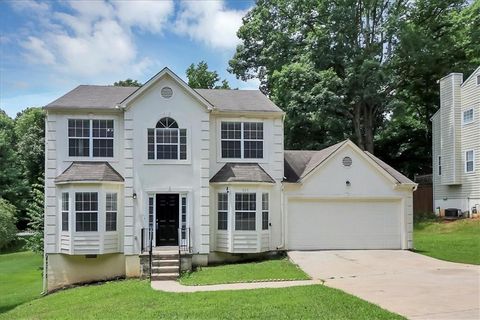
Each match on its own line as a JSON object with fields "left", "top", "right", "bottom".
{"left": 235, "top": 193, "right": 256, "bottom": 231}
{"left": 463, "top": 109, "right": 474, "bottom": 125}
{"left": 221, "top": 122, "right": 263, "bottom": 159}
{"left": 147, "top": 117, "right": 187, "bottom": 160}
{"left": 105, "top": 193, "right": 117, "bottom": 231}
{"left": 61, "top": 193, "right": 69, "bottom": 231}
{"left": 262, "top": 193, "right": 269, "bottom": 230}
{"left": 465, "top": 150, "right": 475, "bottom": 173}
{"left": 75, "top": 192, "right": 98, "bottom": 232}
{"left": 217, "top": 193, "right": 228, "bottom": 230}
{"left": 68, "top": 119, "right": 114, "bottom": 157}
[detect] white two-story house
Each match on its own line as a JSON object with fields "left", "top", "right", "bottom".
{"left": 44, "top": 68, "right": 416, "bottom": 291}
{"left": 431, "top": 66, "right": 480, "bottom": 216}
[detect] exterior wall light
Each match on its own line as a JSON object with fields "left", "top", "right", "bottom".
{"left": 133, "top": 193, "right": 137, "bottom": 199}
{"left": 346, "top": 181, "right": 351, "bottom": 187}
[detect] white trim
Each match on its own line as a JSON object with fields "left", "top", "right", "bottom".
{"left": 465, "top": 149, "right": 475, "bottom": 173}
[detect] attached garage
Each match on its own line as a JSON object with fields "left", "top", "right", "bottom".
{"left": 284, "top": 140, "right": 416, "bottom": 250}
{"left": 287, "top": 199, "right": 402, "bottom": 250}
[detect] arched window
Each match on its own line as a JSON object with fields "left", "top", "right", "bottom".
{"left": 147, "top": 117, "right": 187, "bottom": 160}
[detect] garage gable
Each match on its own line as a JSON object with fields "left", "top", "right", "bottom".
{"left": 295, "top": 141, "right": 408, "bottom": 197}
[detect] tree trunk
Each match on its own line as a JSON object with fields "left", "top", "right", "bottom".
{"left": 353, "top": 104, "right": 364, "bottom": 149}
{"left": 363, "top": 104, "right": 375, "bottom": 153}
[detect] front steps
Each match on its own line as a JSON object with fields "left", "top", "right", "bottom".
{"left": 150, "top": 250, "right": 180, "bottom": 281}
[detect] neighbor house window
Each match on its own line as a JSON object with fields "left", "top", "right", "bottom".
{"left": 463, "top": 109, "right": 474, "bottom": 124}
{"left": 147, "top": 117, "right": 187, "bottom": 160}
{"left": 75, "top": 192, "right": 98, "bottom": 232}
{"left": 105, "top": 193, "right": 117, "bottom": 232}
{"left": 235, "top": 193, "right": 256, "bottom": 231}
{"left": 61, "top": 192, "right": 69, "bottom": 231}
{"left": 217, "top": 193, "right": 228, "bottom": 230}
{"left": 262, "top": 193, "right": 269, "bottom": 230}
{"left": 465, "top": 150, "right": 475, "bottom": 173}
{"left": 68, "top": 119, "right": 114, "bottom": 157}
{"left": 438, "top": 156, "right": 442, "bottom": 176}
{"left": 477, "top": 74, "right": 480, "bottom": 85}
{"left": 221, "top": 122, "right": 263, "bottom": 159}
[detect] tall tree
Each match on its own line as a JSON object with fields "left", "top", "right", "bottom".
{"left": 25, "top": 178, "right": 44, "bottom": 253}
{"left": 14, "top": 107, "right": 45, "bottom": 187}
{"left": 229, "top": 0, "right": 406, "bottom": 153}
{"left": 376, "top": 0, "right": 476, "bottom": 176}
{"left": 114, "top": 79, "right": 142, "bottom": 87}
{"left": 186, "top": 61, "right": 231, "bottom": 89}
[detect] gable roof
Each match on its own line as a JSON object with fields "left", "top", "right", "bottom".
{"left": 284, "top": 140, "right": 414, "bottom": 185}
{"left": 55, "top": 162, "right": 124, "bottom": 184}
{"left": 461, "top": 65, "right": 480, "bottom": 87}
{"left": 195, "top": 89, "right": 283, "bottom": 113}
{"left": 210, "top": 163, "right": 275, "bottom": 183}
{"left": 45, "top": 85, "right": 137, "bottom": 110}
{"left": 44, "top": 67, "right": 284, "bottom": 113}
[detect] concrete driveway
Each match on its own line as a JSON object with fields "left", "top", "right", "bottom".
{"left": 288, "top": 250, "right": 480, "bottom": 320}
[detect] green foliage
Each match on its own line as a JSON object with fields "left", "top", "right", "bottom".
{"left": 0, "top": 198, "right": 17, "bottom": 249}
{"left": 25, "top": 178, "right": 44, "bottom": 253}
{"left": 0, "top": 110, "right": 25, "bottom": 211}
{"left": 186, "top": 61, "right": 231, "bottom": 89}
{"left": 113, "top": 79, "right": 142, "bottom": 87}
{"left": 229, "top": 0, "right": 478, "bottom": 176}
{"left": 14, "top": 107, "right": 45, "bottom": 187}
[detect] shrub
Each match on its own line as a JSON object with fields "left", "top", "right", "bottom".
{"left": 25, "top": 179, "right": 44, "bottom": 253}
{"left": 0, "top": 198, "right": 17, "bottom": 249}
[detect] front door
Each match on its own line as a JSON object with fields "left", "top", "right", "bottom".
{"left": 156, "top": 194, "right": 179, "bottom": 246}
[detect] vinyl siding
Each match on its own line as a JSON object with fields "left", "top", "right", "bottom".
{"left": 45, "top": 113, "right": 58, "bottom": 253}
{"left": 433, "top": 68, "right": 480, "bottom": 205}
{"left": 439, "top": 73, "right": 463, "bottom": 185}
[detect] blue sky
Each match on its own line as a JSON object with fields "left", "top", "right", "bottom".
{"left": 0, "top": 0, "right": 256, "bottom": 117}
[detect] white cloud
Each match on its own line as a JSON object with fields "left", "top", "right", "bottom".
{"left": 175, "top": 1, "right": 248, "bottom": 50}
{"left": 21, "top": 36, "right": 56, "bottom": 65}
{"left": 112, "top": 1, "right": 174, "bottom": 33}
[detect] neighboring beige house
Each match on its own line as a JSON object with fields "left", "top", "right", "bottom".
{"left": 44, "top": 67, "right": 416, "bottom": 291}
{"left": 431, "top": 66, "right": 480, "bottom": 216}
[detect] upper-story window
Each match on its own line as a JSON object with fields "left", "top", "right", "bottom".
{"left": 465, "top": 150, "right": 475, "bottom": 173}
{"left": 221, "top": 122, "right": 263, "bottom": 159}
{"left": 147, "top": 117, "right": 187, "bottom": 160}
{"left": 463, "top": 108, "right": 474, "bottom": 125}
{"left": 68, "top": 119, "right": 114, "bottom": 157}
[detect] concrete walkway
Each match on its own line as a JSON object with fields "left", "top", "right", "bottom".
{"left": 151, "top": 279, "right": 322, "bottom": 292}
{"left": 288, "top": 250, "right": 480, "bottom": 320}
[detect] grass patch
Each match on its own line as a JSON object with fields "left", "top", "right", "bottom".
{"left": 0, "top": 251, "right": 43, "bottom": 313}
{"left": 180, "top": 258, "right": 310, "bottom": 285}
{"left": 414, "top": 218, "right": 480, "bottom": 265}
{"left": 0, "top": 279, "right": 403, "bottom": 319}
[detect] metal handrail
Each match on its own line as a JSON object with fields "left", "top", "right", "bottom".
{"left": 178, "top": 227, "right": 192, "bottom": 275}
{"left": 149, "top": 227, "right": 153, "bottom": 280}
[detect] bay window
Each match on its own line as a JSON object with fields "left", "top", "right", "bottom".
{"left": 217, "top": 193, "right": 228, "bottom": 230}
{"left": 61, "top": 192, "right": 69, "bottom": 231}
{"left": 221, "top": 122, "right": 263, "bottom": 159}
{"left": 262, "top": 193, "right": 269, "bottom": 230}
{"left": 105, "top": 193, "right": 117, "bottom": 231}
{"left": 68, "top": 119, "right": 114, "bottom": 157}
{"left": 235, "top": 193, "right": 256, "bottom": 231}
{"left": 75, "top": 192, "right": 98, "bottom": 232}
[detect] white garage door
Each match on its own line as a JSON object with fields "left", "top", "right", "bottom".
{"left": 288, "top": 199, "right": 402, "bottom": 250}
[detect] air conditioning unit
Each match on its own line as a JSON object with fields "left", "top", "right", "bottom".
{"left": 444, "top": 208, "right": 461, "bottom": 218}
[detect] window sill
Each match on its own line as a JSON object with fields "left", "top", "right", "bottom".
{"left": 143, "top": 160, "right": 191, "bottom": 165}
{"left": 218, "top": 158, "right": 267, "bottom": 164}
{"left": 65, "top": 158, "right": 118, "bottom": 163}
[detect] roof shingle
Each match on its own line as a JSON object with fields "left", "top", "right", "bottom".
{"left": 55, "top": 162, "right": 124, "bottom": 183}
{"left": 210, "top": 163, "right": 276, "bottom": 183}
{"left": 195, "top": 89, "right": 283, "bottom": 113}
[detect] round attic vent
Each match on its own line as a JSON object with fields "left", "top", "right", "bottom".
{"left": 161, "top": 86, "right": 173, "bottom": 98}
{"left": 342, "top": 156, "right": 352, "bottom": 167}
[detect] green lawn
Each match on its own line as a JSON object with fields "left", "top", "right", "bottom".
{"left": 414, "top": 218, "right": 480, "bottom": 265}
{"left": 1, "top": 279, "right": 403, "bottom": 320}
{"left": 0, "top": 251, "right": 403, "bottom": 319}
{"left": 180, "top": 258, "right": 310, "bottom": 285}
{"left": 0, "top": 251, "right": 43, "bottom": 313}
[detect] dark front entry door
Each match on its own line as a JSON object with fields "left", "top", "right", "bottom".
{"left": 156, "top": 194, "right": 179, "bottom": 246}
